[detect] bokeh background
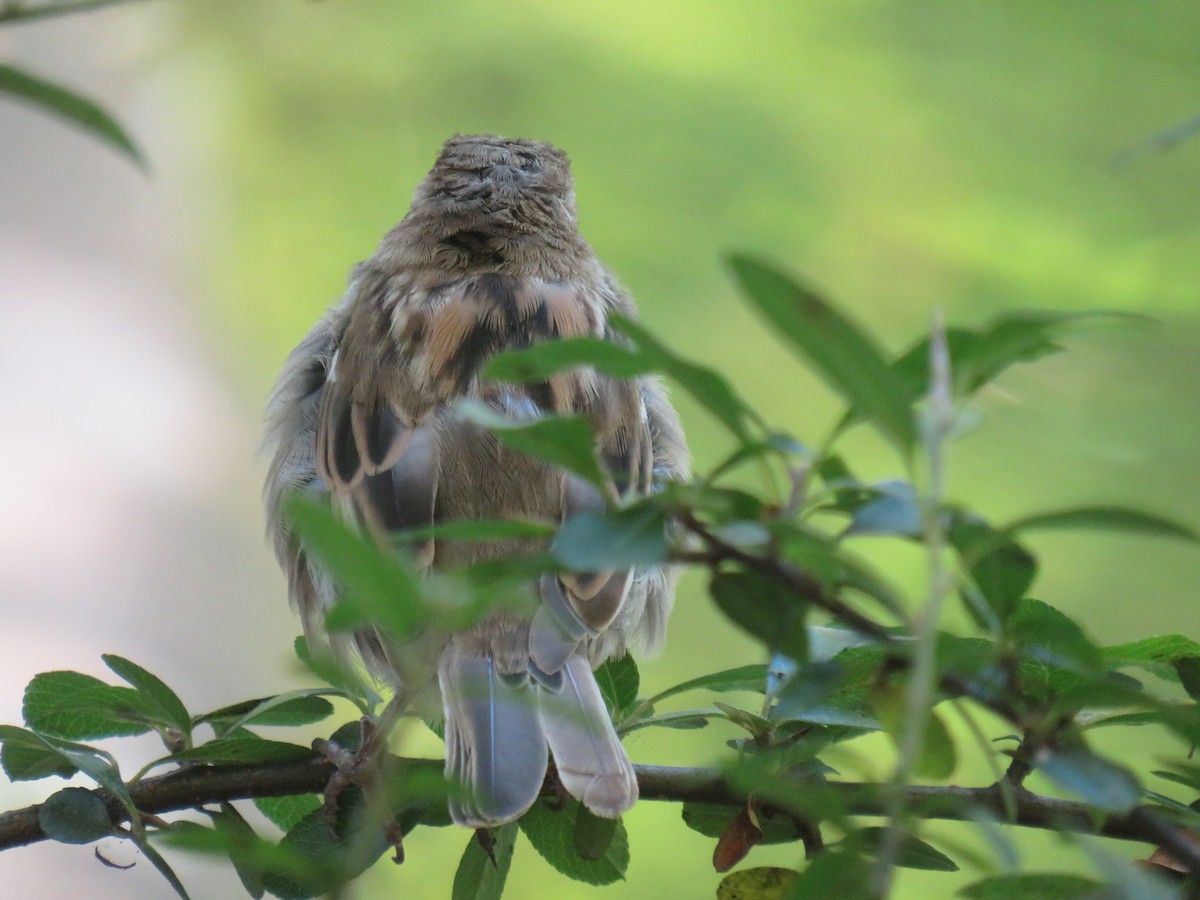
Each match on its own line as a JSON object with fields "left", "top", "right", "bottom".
{"left": 2, "top": 1, "right": 1199, "bottom": 897}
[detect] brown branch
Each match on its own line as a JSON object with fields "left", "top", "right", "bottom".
{"left": 1, "top": 755, "right": 1194, "bottom": 869}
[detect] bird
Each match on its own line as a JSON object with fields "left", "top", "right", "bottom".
{"left": 263, "top": 134, "right": 689, "bottom": 828}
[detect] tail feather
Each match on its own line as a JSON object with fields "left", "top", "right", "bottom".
{"left": 539, "top": 654, "right": 638, "bottom": 819}
{"left": 440, "top": 651, "right": 548, "bottom": 827}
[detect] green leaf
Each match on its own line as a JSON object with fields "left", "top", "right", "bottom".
{"left": 0, "top": 724, "right": 78, "bottom": 781}
{"left": 682, "top": 803, "right": 805, "bottom": 844}
{"left": 213, "top": 803, "right": 267, "bottom": 899}
{"left": 789, "top": 852, "right": 871, "bottom": 898}
{"left": 727, "top": 253, "right": 915, "bottom": 453}
{"left": 855, "top": 827, "right": 958, "bottom": 871}
{"left": 37, "top": 787, "right": 114, "bottom": 844}
{"left": 711, "top": 570, "right": 808, "bottom": 662}
{"left": 716, "top": 866, "right": 799, "bottom": 900}
{"left": 613, "top": 315, "right": 755, "bottom": 442}
{"left": 285, "top": 495, "right": 427, "bottom": 638}
{"left": 133, "top": 832, "right": 192, "bottom": 900}
{"left": 23, "top": 670, "right": 153, "bottom": 740}
{"left": 957, "top": 873, "right": 1103, "bottom": 899}
{"left": 1036, "top": 749, "right": 1141, "bottom": 813}
{"left": 1105, "top": 634, "right": 1200, "bottom": 681}
{"left": 1175, "top": 657, "right": 1200, "bottom": 702}
{"left": 262, "top": 787, "right": 390, "bottom": 899}
{"left": 594, "top": 654, "right": 640, "bottom": 721}
{"left": 399, "top": 518, "right": 556, "bottom": 543}
{"left": 1004, "top": 505, "right": 1197, "bottom": 542}
{"left": 1009, "top": 599, "right": 1103, "bottom": 671}
{"left": 842, "top": 480, "right": 921, "bottom": 538}
{"left": 644, "top": 664, "right": 770, "bottom": 705}
{"left": 553, "top": 507, "right": 668, "bottom": 570}
{"left": 519, "top": 798, "right": 628, "bottom": 885}
{"left": 951, "top": 520, "right": 1037, "bottom": 625}
{"left": 456, "top": 400, "right": 607, "bottom": 488}
{"left": 484, "top": 337, "right": 650, "bottom": 381}
{"left": 573, "top": 806, "right": 618, "bottom": 861}
{"left": 196, "top": 691, "right": 338, "bottom": 733}
{"left": 0, "top": 64, "right": 146, "bottom": 171}
{"left": 293, "top": 636, "right": 371, "bottom": 702}
{"left": 451, "top": 823, "right": 518, "bottom": 900}
{"left": 254, "top": 795, "right": 322, "bottom": 833}
{"left": 102, "top": 655, "right": 191, "bottom": 735}
{"left": 874, "top": 694, "right": 957, "bottom": 780}
{"left": 159, "top": 737, "right": 315, "bottom": 767}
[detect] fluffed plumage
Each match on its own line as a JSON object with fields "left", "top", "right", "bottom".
{"left": 264, "top": 134, "right": 689, "bottom": 827}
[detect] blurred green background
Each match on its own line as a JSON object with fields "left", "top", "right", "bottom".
{"left": 4, "top": 0, "right": 1200, "bottom": 897}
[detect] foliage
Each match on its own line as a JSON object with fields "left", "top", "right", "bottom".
{"left": 2, "top": 255, "right": 1199, "bottom": 900}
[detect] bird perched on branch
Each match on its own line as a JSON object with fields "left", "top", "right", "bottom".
{"left": 264, "top": 134, "right": 689, "bottom": 827}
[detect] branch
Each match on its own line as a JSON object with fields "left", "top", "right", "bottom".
{"left": 0, "top": 755, "right": 1191, "bottom": 864}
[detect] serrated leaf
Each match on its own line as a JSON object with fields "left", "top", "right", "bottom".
{"left": 1009, "top": 599, "right": 1103, "bottom": 671}
{"left": 484, "top": 337, "right": 650, "bottom": 382}
{"left": 855, "top": 827, "right": 958, "bottom": 871}
{"left": 519, "top": 798, "right": 628, "bottom": 885}
{"left": 1104, "top": 634, "right": 1200, "bottom": 681}
{"left": 711, "top": 570, "right": 808, "bottom": 662}
{"left": 574, "top": 806, "right": 618, "bottom": 862}
{"left": 552, "top": 507, "right": 668, "bottom": 570}
{"left": 254, "top": 795, "right": 322, "bottom": 833}
{"left": 37, "top": 787, "right": 114, "bottom": 844}
{"left": 285, "top": 496, "right": 427, "bottom": 638}
{"left": 717, "top": 866, "right": 799, "bottom": 900}
{"left": 613, "top": 315, "right": 755, "bottom": 443}
{"left": 1036, "top": 749, "right": 1141, "bottom": 813}
{"left": 1004, "top": 505, "right": 1196, "bottom": 542}
{"left": 451, "top": 823, "right": 518, "bottom": 900}
{"left": 160, "top": 737, "right": 315, "bottom": 768}
{"left": 957, "top": 873, "right": 1103, "bottom": 899}
{"left": 457, "top": 400, "right": 607, "bottom": 488}
{"left": 0, "top": 727, "right": 133, "bottom": 817}
{"left": 0, "top": 63, "right": 146, "bottom": 171}
{"left": 23, "top": 670, "right": 155, "bottom": 740}
{"left": 594, "top": 654, "right": 639, "bottom": 721}
{"left": 0, "top": 724, "right": 78, "bottom": 781}
{"left": 102, "top": 655, "right": 191, "bottom": 735}
{"left": 727, "top": 253, "right": 914, "bottom": 453}
{"left": 197, "top": 691, "right": 338, "bottom": 734}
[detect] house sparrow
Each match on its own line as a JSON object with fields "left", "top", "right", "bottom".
{"left": 263, "top": 134, "right": 689, "bottom": 828}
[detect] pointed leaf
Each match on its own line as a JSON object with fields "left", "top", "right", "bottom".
{"left": 711, "top": 570, "right": 808, "bottom": 661}
{"left": 102, "top": 655, "right": 191, "bottom": 735}
{"left": 285, "top": 496, "right": 427, "bottom": 638}
{"left": 23, "top": 671, "right": 153, "bottom": 740}
{"left": 1037, "top": 749, "right": 1141, "bottom": 813}
{"left": 484, "top": 337, "right": 650, "bottom": 381}
{"left": 451, "top": 823, "right": 518, "bottom": 900}
{"left": 518, "top": 798, "right": 628, "bottom": 885}
{"left": 727, "top": 254, "right": 914, "bottom": 452}
{"left": 0, "top": 724, "right": 78, "bottom": 781}
{"left": 594, "top": 654, "right": 640, "bottom": 721}
{"left": 0, "top": 64, "right": 146, "bottom": 171}
{"left": 553, "top": 507, "right": 667, "bottom": 570}
{"left": 1005, "top": 506, "right": 1196, "bottom": 542}
{"left": 958, "top": 873, "right": 1103, "bottom": 899}
{"left": 613, "top": 315, "right": 755, "bottom": 442}
{"left": 457, "top": 400, "right": 607, "bottom": 488}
